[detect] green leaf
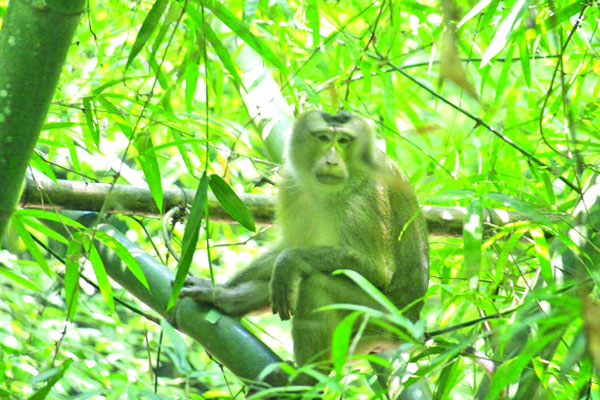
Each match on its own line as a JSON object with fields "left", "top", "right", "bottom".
{"left": 184, "top": 46, "right": 199, "bottom": 113}
{"left": 169, "top": 172, "right": 209, "bottom": 308}
{"left": 540, "top": 2, "right": 585, "bottom": 32}
{"left": 90, "top": 243, "right": 115, "bottom": 313}
{"left": 495, "top": 42, "right": 515, "bottom": 104}
{"left": 17, "top": 209, "right": 86, "bottom": 229}
{"left": 332, "top": 312, "right": 360, "bottom": 377}
{"left": 11, "top": 214, "right": 53, "bottom": 277}
{"left": 337, "top": 270, "right": 393, "bottom": 309}
{"left": 306, "top": 0, "right": 320, "bottom": 47}
{"left": 16, "top": 217, "right": 68, "bottom": 244}
{"left": 0, "top": 264, "right": 40, "bottom": 291}
{"left": 96, "top": 95, "right": 132, "bottom": 137}
{"left": 463, "top": 198, "right": 483, "bottom": 285}
{"left": 28, "top": 359, "right": 72, "bottom": 400}
{"left": 149, "top": 1, "right": 181, "bottom": 65}
{"left": 30, "top": 152, "right": 57, "bottom": 183}
{"left": 94, "top": 230, "right": 149, "bottom": 290}
{"left": 202, "top": 21, "right": 245, "bottom": 90}
{"left": 126, "top": 0, "right": 169, "bottom": 69}
{"left": 518, "top": 34, "right": 531, "bottom": 87}
{"left": 485, "top": 330, "right": 561, "bottom": 400}
{"left": 530, "top": 227, "right": 552, "bottom": 284}
{"left": 161, "top": 319, "right": 190, "bottom": 373}
{"left": 457, "top": 0, "right": 491, "bottom": 28}
{"left": 135, "top": 134, "right": 164, "bottom": 212}
{"left": 480, "top": 0, "right": 527, "bottom": 67}
{"left": 65, "top": 235, "right": 83, "bottom": 321}
{"left": 82, "top": 96, "right": 100, "bottom": 148}
{"left": 204, "top": 1, "right": 286, "bottom": 73}
{"left": 209, "top": 174, "right": 256, "bottom": 232}
{"left": 486, "top": 192, "right": 551, "bottom": 225}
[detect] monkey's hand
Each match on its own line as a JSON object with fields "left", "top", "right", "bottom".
{"left": 270, "top": 250, "right": 305, "bottom": 320}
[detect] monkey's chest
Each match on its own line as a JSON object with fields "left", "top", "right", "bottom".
{"left": 280, "top": 207, "right": 342, "bottom": 247}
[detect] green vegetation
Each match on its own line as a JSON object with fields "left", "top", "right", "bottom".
{"left": 0, "top": 0, "right": 599, "bottom": 398}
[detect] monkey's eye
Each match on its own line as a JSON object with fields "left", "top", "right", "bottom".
{"left": 337, "top": 135, "right": 354, "bottom": 145}
{"left": 312, "top": 131, "right": 332, "bottom": 142}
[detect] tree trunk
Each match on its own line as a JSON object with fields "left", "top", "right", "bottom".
{"left": 0, "top": 0, "right": 84, "bottom": 239}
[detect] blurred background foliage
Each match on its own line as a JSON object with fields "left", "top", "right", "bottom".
{"left": 1, "top": 0, "right": 599, "bottom": 398}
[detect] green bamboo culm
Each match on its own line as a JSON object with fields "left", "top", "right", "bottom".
{"left": 0, "top": 0, "right": 85, "bottom": 240}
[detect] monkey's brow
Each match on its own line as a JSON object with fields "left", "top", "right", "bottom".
{"left": 311, "top": 128, "right": 356, "bottom": 137}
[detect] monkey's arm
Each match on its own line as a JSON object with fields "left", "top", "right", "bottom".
{"left": 270, "top": 246, "right": 392, "bottom": 320}
{"left": 181, "top": 249, "right": 280, "bottom": 316}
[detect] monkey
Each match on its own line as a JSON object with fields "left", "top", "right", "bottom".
{"left": 181, "top": 110, "right": 429, "bottom": 387}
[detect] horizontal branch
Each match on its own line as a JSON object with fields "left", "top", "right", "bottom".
{"left": 20, "top": 177, "right": 556, "bottom": 236}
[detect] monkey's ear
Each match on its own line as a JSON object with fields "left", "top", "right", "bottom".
{"left": 360, "top": 144, "right": 378, "bottom": 169}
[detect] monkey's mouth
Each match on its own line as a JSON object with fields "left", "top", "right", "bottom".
{"left": 315, "top": 173, "right": 345, "bottom": 185}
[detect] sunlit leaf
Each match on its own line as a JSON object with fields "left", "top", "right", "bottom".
{"left": 204, "top": 1, "right": 286, "bottom": 72}
{"left": 332, "top": 312, "right": 360, "bottom": 377}
{"left": 11, "top": 214, "right": 53, "bottom": 278}
{"left": 0, "top": 264, "right": 40, "bottom": 291}
{"left": 480, "top": 0, "right": 527, "bottom": 67}
{"left": 170, "top": 172, "right": 209, "bottom": 308}
{"left": 209, "top": 174, "right": 256, "bottom": 232}
{"left": 94, "top": 230, "right": 149, "bottom": 290}
{"left": 306, "top": 0, "right": 320, "bottom": 47}
{"left": 28, "top": 359, "right": 72, "bottom": 400}
{"left": 135, "top": 133, "right": 164, "bottom": 212}
{"left": 126, "top": 0, "right": 169, "bottom": 69}
{"left": 65, "top": 234, "right": 83, "bottom": 321}
{"left": 90, "top": 243, "right": 115, "bottom": 313}
{"left": 82, "top": 97, "right": 100, "bottom": 148}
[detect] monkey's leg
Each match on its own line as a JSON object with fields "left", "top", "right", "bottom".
{"left": 291, "top": 273, "right": 385, "bottom": 385}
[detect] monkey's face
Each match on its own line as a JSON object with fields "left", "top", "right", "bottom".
{"left": 288, "top": 111, "right": 376, "bottom": 188}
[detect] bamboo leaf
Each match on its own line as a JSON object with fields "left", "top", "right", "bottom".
{"left": 480, "top": 0, "right": 527, "bottom": 67}
{"left": 169, "top": 172, "right": 209, "bottom": 308}
{"left": 495, "top": 42, "right": 515, "bottom": 104}
{"left": 90, "top": 243, "right": 115, "bottom": 313}
{"left": 28, "top": 359, "right": 72, "bottom": 400}
{"left": 518, "top": 34, "right": 531, "bottom": 87}
{"left": 332, "top": 312, "right": 360, "bottom": 377}
{"left": 65, "top": 235, "right": 83, "bottom": 321}
{"left": 94, "top": 230, "right": 149, "bottom": 290}
{"left": 203, "top": 22, "right": 245, "bottom": 90}
{"left": 209, "top": 174, "right": 256, "bottom": 232}
{"left": 126, "top": 0, "right": 169, "bottom": 69}
{"left": 82, "top": 96, "right": 100, "bottom": 148}
{"left": 135, "top": 134, "right": 164, "bottom": 212}
{"left": 204, "top": 1, "right": 286, "bottom": 72}
{"left": 457, "top": 0, "right": 491, "bottom": 28}
{"left": 0, "top": 264, "right": 40, "bottom": 291}
{"left": 530, "top": 227, "right": 552, "bottom": 284}
{"left": 306, "top": 0, "right": 320, "bottom": 47}
{"left": 11, "top": 214, "right": 53, "bottom": 278}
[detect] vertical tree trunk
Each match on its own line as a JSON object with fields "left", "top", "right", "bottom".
{"left": 0, "top": 0, "right": 85, "bottom": 239}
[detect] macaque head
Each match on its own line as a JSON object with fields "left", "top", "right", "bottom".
{"left": 287, "top": 110, "right": 377, "bottom": 187}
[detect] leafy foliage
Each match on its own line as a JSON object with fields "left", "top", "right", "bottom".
{"left": 1, "top": 0, "right": 599, "bottom": 398}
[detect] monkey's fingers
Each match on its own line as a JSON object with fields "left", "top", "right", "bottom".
{"left": 271, "top": 290, "right": 291, "bottom": 320}
{"left": 184, "top": 276, "right": 211, "bottom": 287}
{"left": 179, "top": 285, "right": 216, "bottom": 303}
